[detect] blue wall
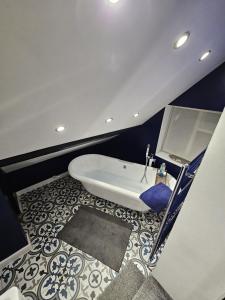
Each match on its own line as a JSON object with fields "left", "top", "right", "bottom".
{"left": 172, "top": 62, "right": 225, "bottom": 111}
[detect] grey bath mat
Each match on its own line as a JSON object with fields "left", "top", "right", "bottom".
{"left": 57, "top": 206, "right": 133, "bottom": 272}
{"left": 98, "top": 262, "right": 145, "bottom": 300}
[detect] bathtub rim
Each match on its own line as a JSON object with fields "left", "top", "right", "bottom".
{"left": 68, "top": 153, "right": 175, "bottom": 198}
{"left": 69, "top": 153, "right": 148, "bottom": 169}
{"left": 68, "top": 154, "right": 154, "bottom": 198}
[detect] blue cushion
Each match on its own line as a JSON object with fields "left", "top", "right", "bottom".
{"left": 140, "top": 183, "right": 172, "bottom": 213}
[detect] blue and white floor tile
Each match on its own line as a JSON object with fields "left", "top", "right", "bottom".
{"left": 0, "top": 175, "right": 163, "bottom": 299}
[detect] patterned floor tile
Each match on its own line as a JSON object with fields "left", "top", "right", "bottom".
{"left": 0, "top": 175, "right": 163, "bottom": 299}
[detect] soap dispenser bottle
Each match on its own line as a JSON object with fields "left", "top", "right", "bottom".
{"left": 159, "top": 163, "right": 166, "bottom": 177}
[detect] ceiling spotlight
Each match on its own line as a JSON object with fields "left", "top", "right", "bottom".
{"left": 199, "top": 50, "right": 211, "bottom": 61}
{"left": 109, "top": 0, "right": 120, "bottom": 3}
{"left": 133, "top": 113, "right": 140, "bottom": 118}
{"left": 55, "top": 126, "right": 65, "bottom": 132}
{"left": 105, "top": 117, "right": 113, "bottom": 123}
{"left": 174, "top": 32, "right": 190, "bottom": 49}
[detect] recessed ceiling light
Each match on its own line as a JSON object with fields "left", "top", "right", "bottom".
{"left": 109, "top": 0, "right": 120, "bottom": 3}
{"left": 174, "top": 32, "right": 190, "bottom": 49}
{"left": 133, "top": 113, "right": 140, "bottom": 118}
{"left": 105, "top": 117, "right": 113, "bottom": 123}
{"left": 55, "top": 126, "right": 65, "bottom": 132}
{"left": 199, "top": 50, "right": 211, "bottom": 61}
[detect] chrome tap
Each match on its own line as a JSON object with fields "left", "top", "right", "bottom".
{"left": 141, "top": 144, "right": 151, "bottom": 183}
{"left": 146, "top": 144, "right": 150, "bottom": 159}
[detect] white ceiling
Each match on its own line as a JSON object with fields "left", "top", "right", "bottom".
{"left": 0, "top": 0, "right": 225, "bottom": 160}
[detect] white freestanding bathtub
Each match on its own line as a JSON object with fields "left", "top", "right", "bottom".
{"left": 68, "top": 154, "right": 176, "bottom": 212}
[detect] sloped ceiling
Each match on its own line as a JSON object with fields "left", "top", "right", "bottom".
{"left": 0, "top": 0, "right": 225, "bottom": 160}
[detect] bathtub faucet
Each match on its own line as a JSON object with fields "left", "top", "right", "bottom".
{"left": 141, "top": 144, "right": 154, "bottom": 183}
{"left": 146, "top": 144, "right": 150, "bottom": 158}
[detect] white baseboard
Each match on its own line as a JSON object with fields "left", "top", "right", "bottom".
{"left": 0, "top": 235, "right": 32, "bottom": 271}
{"left": 16, "top": 172, "right": 68, "bottom": 197}
{"left": 16, "top": 193, "right": 23, "bottom": 213}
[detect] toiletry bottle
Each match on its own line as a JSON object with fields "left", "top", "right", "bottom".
{"left": 159, "top": 163, "right": 166, "bottom": 177}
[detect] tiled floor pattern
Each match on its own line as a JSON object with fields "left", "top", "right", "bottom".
{"left": 0, "top": 175, "right": 163, "bottom": 299}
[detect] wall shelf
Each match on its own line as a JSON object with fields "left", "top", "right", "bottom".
{"left": 156, "top": 151, "right": 183, "bottom": 167}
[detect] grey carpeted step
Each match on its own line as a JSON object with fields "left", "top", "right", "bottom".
{"left": 132, "top": 275, "right": 173, "bottom": 300}
{"left": 97, "top": 262, "right": 145, "bottom": 300}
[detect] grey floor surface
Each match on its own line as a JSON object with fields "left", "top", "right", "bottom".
{"left": 98, "top": 261, "right": 145, "bottom": 300}
{"left": 98, "top": 261, "right": 173, "bottom": 300}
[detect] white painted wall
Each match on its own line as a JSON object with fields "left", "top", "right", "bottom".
{"left": 1, "top": 1, "right": 225, "bottom": 160}
{"left": 153, "top": 109, "right": 225, "bottom": 300}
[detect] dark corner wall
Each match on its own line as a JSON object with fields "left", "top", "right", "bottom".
{"left": 3, "top": 62, "right": 225, "bottom": 193}
{"left": 0, "top": 189, "right": 28, "bottom": 261}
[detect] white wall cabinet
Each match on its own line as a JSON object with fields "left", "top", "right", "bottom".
{"left": 156, "top": 106, "right": 221, "bottom": 166}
